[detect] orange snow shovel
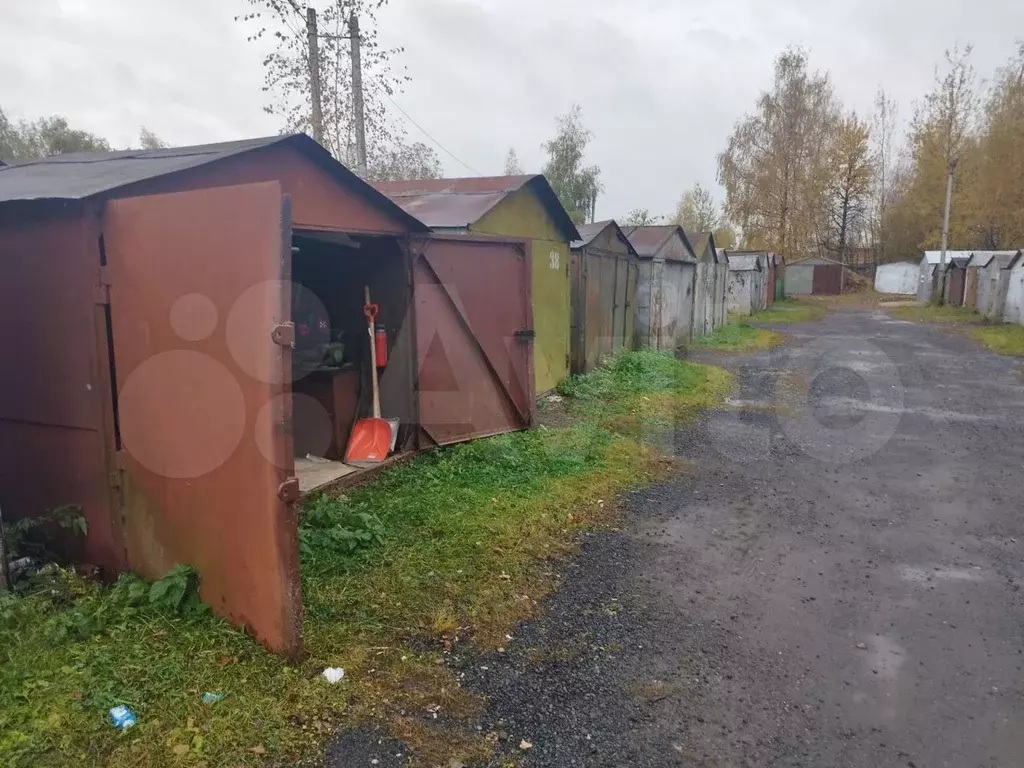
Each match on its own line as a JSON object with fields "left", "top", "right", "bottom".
{"left": 344, "top": 287, "right": 391, "bottom": 463}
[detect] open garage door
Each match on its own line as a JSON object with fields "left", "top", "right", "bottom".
{"left": 103, "top": 181, "right": 302, "bottom": 656}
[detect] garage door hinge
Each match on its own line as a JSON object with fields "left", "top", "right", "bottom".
{"left": 94, "top": 266, "right": 112, "bottom": 305}
{"left": 277, "top": 477, "right": 301, "bottom": 503}
{"left": 271, "top": 322, "right": 295, "bottom": 347}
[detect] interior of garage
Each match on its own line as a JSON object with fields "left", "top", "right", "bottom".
{"left": 289, "top": 232, "right": 415, "bottom": 492}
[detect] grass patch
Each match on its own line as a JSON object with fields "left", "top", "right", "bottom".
{"left": 750, "top": 297, "right": 828, "bottom": 324}
{"left": 1, "top": 426, "right": 666, "bottom": 768}
{"left": 694, "top": 323, "right": 785, "bottom": 351}
{"left": 964, "top": 324, "right": 1024, "bottom": 356}
{"left": 556, "top": 349, "right": 733, "bottom": 433}
{"left": 888, "top": 304, "right": 983, "bottom": 324}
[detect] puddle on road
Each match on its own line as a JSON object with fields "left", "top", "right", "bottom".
{"left": 861, "top": 634, "right": 906, "bottom": 682}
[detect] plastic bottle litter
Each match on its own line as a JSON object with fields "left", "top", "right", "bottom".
{"left": 108, "top": 705, "right": 137, "bottom": 731}
{"left": 321, "top": 667, "right": 345, "bottom": 684}
{"left": 201, "top": 692, "right": 225, "bottom": 704}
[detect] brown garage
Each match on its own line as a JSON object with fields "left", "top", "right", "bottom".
{"left": 784, "top": 256, "right": 844, "bottom": 296}
{"left": 0, "top": 135, "right": 534, "bottom": 655}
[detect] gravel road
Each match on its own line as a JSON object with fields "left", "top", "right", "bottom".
{"left": 331, "top": 307, "right": 1024, "bottom": 767}
{"left": 462, "top": 307, "right": 1024, "bottom": 767}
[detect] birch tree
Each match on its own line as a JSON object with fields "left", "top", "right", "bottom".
{"left": 238, "top": 0, "right": 439, "bottom": 180}
{"left": 675, "top": 183, "right": 718, "bottom": 234}
{"left": 825, "top": 113, "right": 873, "bottom": 260}
{"left": 871, "top": 88, "right": 899, "bottom": 260}
{"left": 542, "top": 105, "right": 602, "bottom": 225}
{"left": 717, "top": 48, "right": 839, "bottom": 258}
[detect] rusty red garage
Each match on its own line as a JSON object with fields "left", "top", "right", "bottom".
{"left": 0, "top": 135, "right": 534, "bottom": 655}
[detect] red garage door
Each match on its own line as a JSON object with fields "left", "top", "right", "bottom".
{"left": 813, "top": 264, "right": 843, "bottom": 295}
{"left": 413, "top": 235, "right": 535, "bottom": 446}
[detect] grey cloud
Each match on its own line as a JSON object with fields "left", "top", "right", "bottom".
{"left": 2, "top": 0, "right": 1022, "bottom": 220}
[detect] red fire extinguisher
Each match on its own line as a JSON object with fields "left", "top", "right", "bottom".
{"left": 374, "top": 326, "right": 388, "bottom": 368}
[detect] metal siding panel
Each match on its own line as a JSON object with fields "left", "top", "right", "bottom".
{"left": 131, "top": 144, "right": 410, "bottom": 235}
{"left": 625, "top": 258, "right": 638, "bottom": 350}
{"left": 598, "top": 253, "right": 616, "bottom": 359}
{"left": 471, "top": 191, "right": 569, "bottom": 393}
{"left": 692, "top": 261, "right": 707, "bottom": 338}
{"left": 569, "top": 249, "right": 584, "bottom": 373}
{"left": 0, "top": 208, "right": 124, "bottom": 573}
{"left": 414, "top": 236, "right": 533, "bottom": 441}
{"left": 104, "top": 181, "right": 302, "bottom": 656}
{"left": 964, "top": 268, "right": 979, "bottom": 310}
{"left": 612, "top": 254, "right": 628, "bottom": 351}
{"left": 811, "top": 264, "right": 843, "bottom": 295}
{"left": 1004, "top": 264, "right": 1024, "bottom": 325}
{"left": 634, "top": 260, "right": 653, "bottom": 348}
{"left": 786, "top": 265, "right": 815, "bottom": 295}
{"left": 874, "top": 263, "right": 918, "bottom": 295}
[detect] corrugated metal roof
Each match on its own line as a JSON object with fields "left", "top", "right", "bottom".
{"left": 622, "top": 224, "right": 696, "bottom": 262}
{"left": 727, "top": 253, "right": 762, "bottom": 271}
{"left": 786, "top": 255, "right": 844, "bottom": 267}
{"left": 687, "top": 230, "right": 715, "bottom": 262}
{"left": 968, "top": 250, "right": 1021, "bottom": 268}
{"left": 0, "top": 134, "right": 427, "bottom": 231}
{"left": 570, "top": 219, "right": 638, "bottom": 256}
{"left": 374, "top": 174, "right": 580, "bottom": 242}
{"left": 921, "top": 250, "right": 972, "bottom": 265}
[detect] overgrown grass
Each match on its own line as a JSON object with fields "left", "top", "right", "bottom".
{"left": 750, "top": 297, "right": 828, "bottom": 324}
{"left": 964, "top": 324, "right": 1024, "bottom": 356}
{"left": 1, "top": 347, "right": 735, "bottom": 767}
{"left": 888, "top": 304, "right": 983, "bottom": 323}
{"left": 694, "top": 323, "right": 785, "bottom": 351}
{"left": 556, "top": 349, "right": 733, "bottom": 432}
{"left": 1, "top": 427, "right": 665, "bottom": 767}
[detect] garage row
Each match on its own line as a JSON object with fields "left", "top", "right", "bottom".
{"left": 0, "top": 135, "right": 731, "bottom": 654}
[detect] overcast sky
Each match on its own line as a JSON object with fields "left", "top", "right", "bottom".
{"left": 2, "top": 0, "right": 1021, "bottom": 219}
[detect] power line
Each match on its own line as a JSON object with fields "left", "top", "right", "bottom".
{"left": 382, "top": 93, "right": 482, "bottom": 176}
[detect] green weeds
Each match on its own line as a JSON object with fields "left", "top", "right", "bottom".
{"left": 694, "top": 324, "right": 785, "bottom": 351}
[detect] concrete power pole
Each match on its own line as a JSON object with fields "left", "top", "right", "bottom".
{"left": 349, "top": 13, "right": 368, "bottom": 177}
{"left": 306, "top": 7, "right": 324, "bottom": 145}
{"left": 936, "top": 159, "right": 957, "bottom": 305}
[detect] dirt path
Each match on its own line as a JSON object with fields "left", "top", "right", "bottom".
{"left": 455, "top": 307, "right": 1024, "bottom": 767}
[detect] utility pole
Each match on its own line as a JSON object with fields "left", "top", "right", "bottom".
{"left": 936, "top": 158, "right": 957, "bottom": 305}
{"left": 306, "top": 7, "right": 324, "bottom": 145}
{"left": 349, "top": 12, "right": 368, "bottom": 177}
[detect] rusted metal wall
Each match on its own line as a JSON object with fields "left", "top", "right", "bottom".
{"left": 0, "top": 146, "right": 437, "bottom": 657}
{"left": 964, "top": 267, "right": 980, "bottom": 310}
{"left": 1003, "top": 260, "right": 1024, "bottom": 325}
{"left": 104, "top": 182, "right": 302, "bottom": 656}
{"left": 472, "top": 190, "right": 569, "bottom": 394}
{"left": 945, "top": 266, "right": 966, "bottom": 306}
{"left": 715, "top": 261, "right": 729, "bottom": 327}
{"left": 727, "top": 270, "right": 758, "bottom": 315}
{"left": 811, "top": 264, "right": 843, "bottom": 295}
{"left": 412, "top": 235, "right": 534, "bottom": 443}
{"left": 569, "top": 236, "right": 637, "bottom": 372}
{"left": 121, "top": 144, "right": 409, "bottom": 236}
{"left": 0, "top": 203, "right": 123, "bottom": 572}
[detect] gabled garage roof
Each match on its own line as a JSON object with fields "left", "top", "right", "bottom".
{"left": 571, "top": 219, "right": 638, "bottom": 256}
{"left": 375, "top": 175, "right": 580, "bottom": 242}
{"left": 622, "top": 224, "right": 697, "bottom": 262}
{"left": 0, "top": 134, "right": 426, "bottom": 231}
{"left": 726, "top": 253, "right": 762, "bottom": 271}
